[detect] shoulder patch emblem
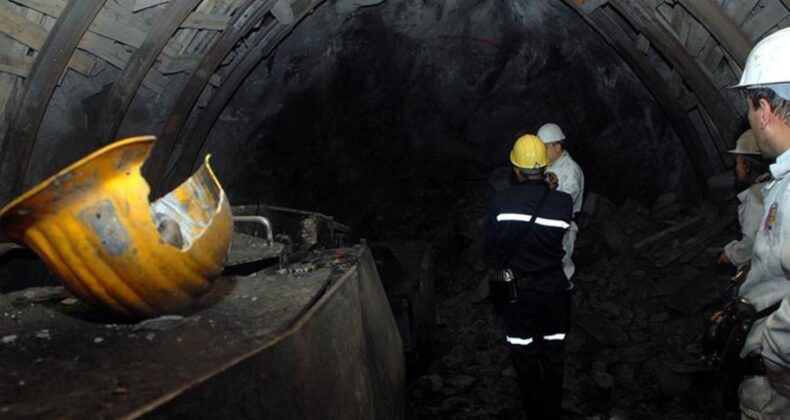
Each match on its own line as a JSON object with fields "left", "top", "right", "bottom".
{"left": 764, "top": 202, "right": 778, "bottom": 235}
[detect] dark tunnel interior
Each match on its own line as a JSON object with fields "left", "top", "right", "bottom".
{"left": 203, "top": 0, "right": 704, "bottom": 237}
{"left": 1, "top": 0, "right": 786, "bottom": 419}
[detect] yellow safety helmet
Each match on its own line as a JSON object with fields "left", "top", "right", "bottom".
{"left": 510, "top": 134, "right": 549, "bottom": 170}
{"left": 0, "top": 136, "right": 233, "bottom": 318}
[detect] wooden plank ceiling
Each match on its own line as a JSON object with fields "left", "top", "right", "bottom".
{"left": 0, "top": 0, "right": 788, "bottom": 204}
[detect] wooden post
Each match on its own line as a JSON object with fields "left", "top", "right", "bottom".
{"left": 609, "top": 0, "right": 742, "bottom": 151}
{"left": 144, "top": 0, "right": 278, "bottom": 198}
{"left": 0, "top": 0, "right": 106, "bottom": 205}
{"left": 677, "top": 0, "right": 752, "bottom": 67}
{"left": 174, "top": 0, "right": 326, "bottom": 180}
{"left": 91, "top": 0, "right": 201, "bottom": 147}
{"left": 561, "top": 0, "right": 722, "bottom": 188}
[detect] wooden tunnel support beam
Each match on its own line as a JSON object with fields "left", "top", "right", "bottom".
{"left": 145, "top": 0, "right": 278, "bottom": 198}
{"left": 172, "top": 0, "right": 326, "bottom": 181}
{"left": 610, "top": 0, "right": 742, "bottom": 155}
{"left": 677, "top": 0, "right": 752, "bottom": 68}
{"left": 91, "top": 0, "right": 202, "bottom": 147}
{"left": 0, "top": 0, "right": 106, "bottom": 205}
{"left": 0, "top": 4, "right": 96, "bottom": 76}
{"left": 562, "top": 0, "right": 719, "bottom": 188}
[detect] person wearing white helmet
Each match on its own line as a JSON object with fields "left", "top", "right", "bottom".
{"left": 728, "top": 27, "right": 790, "bottom": 419}
{"left": 718, "top": 130, "right": 771, "bottom": 269}
{"left": 537, "top": 122, "right": 584, "bottom": 281}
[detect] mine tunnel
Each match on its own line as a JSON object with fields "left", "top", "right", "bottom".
{"left": 1, "top": 0, "right": 790, "bottom": 418}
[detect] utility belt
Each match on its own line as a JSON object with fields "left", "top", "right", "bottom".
{"left": 702, "top": 294, "right": 781, "bottom": 376}
{"left": 489, "top": 265, "right": 563, "bottom": 305}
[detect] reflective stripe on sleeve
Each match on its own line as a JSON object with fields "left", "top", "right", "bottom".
{"left": 506, "top": 336, "right": 534, "bottom": 346}
{"left": 496, "top": 213, "right": 570, "bottom": 229}
{"left": 543, "top": 333, "right": 566, "bottom": 341}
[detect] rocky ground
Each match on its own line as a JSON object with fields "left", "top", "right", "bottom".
{"left": 404, "top": 186, "right": 741, "bottom": 419}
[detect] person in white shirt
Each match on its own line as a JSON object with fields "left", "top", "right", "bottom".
{"left": 718, "top": 129, "right": 770, "bottom": 269}
{"left": 729, "top": 27, "right": 790, "bottom": 419}
{"left": 537, "top": 123, "right": 584, "bottom": 281}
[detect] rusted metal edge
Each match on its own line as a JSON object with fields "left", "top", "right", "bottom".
{"left": 0, "top": 0, "right": 107, "bottom": 206}
{"left": 145, "top": 0, "right": 278, "bottom": 198}
{"left": 170, "top": 0, "right": 326, "bottom": 183}
{"left": 677, "top": 0, "right": 752, "bottom": 68}
{"left": 609, "top": 0, "right": 742, "bottom": 147}
{"left": 561, "top": 1, "right": 721, "bottom": 187}
{"left": 91, "top": 0, "right": 202, "bottom": 148}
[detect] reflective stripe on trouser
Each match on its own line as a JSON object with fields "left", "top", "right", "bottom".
{"left": 562, "top": 221, "right": 578, "bottom": 281}
{"left": 507, "top": 331, "right": 566, "bottom": 419}
{"left": 506, "top": 333, "right": 566, "bottom": 346}
{"left": 504, "top": 280, "right": 570, "bottom": 420}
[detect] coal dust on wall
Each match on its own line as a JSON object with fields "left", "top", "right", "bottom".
{"left": 204, "top": 0, "right": 698, "bottom": 239}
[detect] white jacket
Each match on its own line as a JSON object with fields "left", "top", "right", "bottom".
{"left": 548, "top": 151, "right": 584, "bottom": 280}
{"left": 724, "top": 180, "right": 768, "bottom": 267}
{"left": 738, "top": 150, "right": 790, "bottom": 418}
{"left": 548, "top": 151, "right": 584, "bottom": 214}
{"left": 740, "top": 150, "right": 790, "bottom": 370}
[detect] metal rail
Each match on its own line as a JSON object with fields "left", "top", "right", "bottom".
{"left": 233, "top": 215, "right": 274, "bottom": 245}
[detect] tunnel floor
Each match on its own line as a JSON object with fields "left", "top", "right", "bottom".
{"left": 404, "top": 190, "right": 741, "bottom": 419}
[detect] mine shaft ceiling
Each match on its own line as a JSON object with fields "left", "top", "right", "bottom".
{"left": 0, "top": 0, "right": 787, "bottom": 205}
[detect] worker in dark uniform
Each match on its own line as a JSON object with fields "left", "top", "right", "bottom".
{"left": 483, "top": 134, "right": 573, "bottom": 419}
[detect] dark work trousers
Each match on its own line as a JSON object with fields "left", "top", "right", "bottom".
{"left": 504, "top": 268, "right": 571, "bottom": 420}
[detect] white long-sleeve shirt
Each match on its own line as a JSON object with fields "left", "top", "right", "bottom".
{"left": 739, "top": 150, "right": 790, "bottom": 373}
{"left": 724, "top": 180, "right": 767, "bottom": 267}
{"left": 548, "top": 151, "right": 584, "bottom": 280}
{"left": 548, "top": 151, "right": 584, "bottom": 214}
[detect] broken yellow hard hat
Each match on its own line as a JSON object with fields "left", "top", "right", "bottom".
{"left": 0, "top": 136, "right": 233, "bottom": 317}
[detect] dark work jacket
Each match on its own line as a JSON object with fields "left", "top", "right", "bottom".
{"left": 483, "top": 179, "right": 573, "bottom": 277}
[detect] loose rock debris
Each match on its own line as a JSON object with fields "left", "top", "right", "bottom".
{"left": 407, "top": 193, "right": 740, "bottom": 419}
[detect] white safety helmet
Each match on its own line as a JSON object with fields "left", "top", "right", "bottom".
{"left": 728, "top": 130, "right": 761, "bottom": 155}
{"left": 537, "top": 123, "right": 566, "bottom": 144}
{"left": 733, "top": 27, "right": 790, "bottom": 100}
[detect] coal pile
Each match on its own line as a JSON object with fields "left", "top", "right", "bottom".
{"left": 406, "top": 189, "right": 740, "bottom": 419}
